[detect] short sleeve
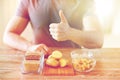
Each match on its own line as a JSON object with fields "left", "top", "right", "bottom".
{"left": 16, "top": 0, "right": 30, "bottom": 20}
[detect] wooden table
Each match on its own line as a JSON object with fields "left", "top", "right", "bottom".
{"left": 0, "top": 47, "right": 120, "bottom": 80}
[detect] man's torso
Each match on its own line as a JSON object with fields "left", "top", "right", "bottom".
{"left": 17, "top": 0, "right": 93, "bottom": 47}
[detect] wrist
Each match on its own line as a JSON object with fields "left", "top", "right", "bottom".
{"left": 66, "top": 27, "right": 75, "bottom": 40}
{"left": 67, "top": 27, "right": 82, "bottom": 42}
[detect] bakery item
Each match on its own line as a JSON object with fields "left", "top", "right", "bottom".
{"left": 51, "top": 50, "right": 63, "bottom": 59}
{"left": 59, "top": 58, "right": 68, "bottom": 67}
{"left": 46, "top": 58, "right": 59, "bottom": 67}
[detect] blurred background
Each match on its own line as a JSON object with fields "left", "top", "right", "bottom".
{"left": 0, "top": 0, "right": 120, "bottom": 48}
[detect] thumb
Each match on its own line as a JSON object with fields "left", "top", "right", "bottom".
{"left": 59, "top": 10, "right": 67, "bottom": 23}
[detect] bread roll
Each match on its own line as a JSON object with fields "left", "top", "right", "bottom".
{"left": 51, "top": 50, "right": 62, "bottom": 59}
{"left": 46, "top": 58, "right": 59, "bottom": 67}
{"left": 59, "top": 58, "right": 68, "bottom": 67}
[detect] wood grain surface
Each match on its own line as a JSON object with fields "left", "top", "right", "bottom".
{"left": 0, "top": 47, "right": 120, "bottom": 80}
{"left": 43, "top": 64, "right": 74, "bottom": 76}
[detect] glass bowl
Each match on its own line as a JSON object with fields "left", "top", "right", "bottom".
{"left": 71, "top": 49, "right": 96, "bottom": 73}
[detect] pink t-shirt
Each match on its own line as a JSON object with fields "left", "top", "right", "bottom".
{"left": 16, "top": 0, "right": 94, "bottom": 48}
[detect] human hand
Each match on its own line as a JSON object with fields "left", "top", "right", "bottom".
{"left": 28, "top": 44, "right": 51, "bottom": 57}
{"left": 49, "top": 10, "right": 71, "bottom": 41}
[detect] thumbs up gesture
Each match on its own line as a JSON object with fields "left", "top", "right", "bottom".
{"left": 49, "top": 10, "right": 71, "bottom": 41}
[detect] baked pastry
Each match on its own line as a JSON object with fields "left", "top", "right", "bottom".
{"left": 51, "top": 50, "right": 63, "bottom": 59}
{"left": 46, "top": 58, "right": 59, "bottom": 67}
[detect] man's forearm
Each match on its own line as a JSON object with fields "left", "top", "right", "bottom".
{"left": 3, "top": 32, "right": 33, "bottom": 51}
{"left": 67, "top": 28, "right": 103, "bottom": 48}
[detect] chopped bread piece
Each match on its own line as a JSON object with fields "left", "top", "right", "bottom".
{"left": 46, "top": 58, "right": 59, "bottom": 67}
{"left": 48, "top": 55, "right": 55, "bottom": 59}
{"left": 72, "top": 58, "right": 94, "bottom": 72}
{"left": 51, "top": 50, "right": 62, "bottom": 59}
{"left": 59, "top": 58, "right": 68, "bottom": 67}
{"left": 23, "top": 60, "right": 40, "bottom": 73}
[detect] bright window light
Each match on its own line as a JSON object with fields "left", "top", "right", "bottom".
{"left": 95, "top": 0, "right": 114, "bottom": 17}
